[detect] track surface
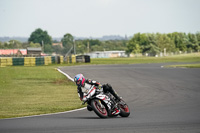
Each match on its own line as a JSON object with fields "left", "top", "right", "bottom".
{"left": 1, "top": 63, "right": 200, "bottom": 133}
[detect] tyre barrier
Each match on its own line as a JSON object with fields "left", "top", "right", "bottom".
{"left": 24, "top": 57, "right": 35, "bottom": 66}
{"left": 44, "top": 56, "right": 52, "bottom": 65}
{"left": 0, "top": 56, "right": 63, "bottom": 67}
{"left": 0, "top": 57, "right": 13, "bottom": 67}
{"left": 67, "top": 55, "right": 76, "bottom": 63}
{"left": 66, "top": 55, "right": 90, "bottom": 63}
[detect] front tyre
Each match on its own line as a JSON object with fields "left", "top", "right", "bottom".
{"left": 91, "top": 99, "right": 108, "bottom": 118}
{"left": 118, "top": 100, "right": 130, "bottom": 117}
{"left": 87, "top": 105, "right": 93, "bottom": 111}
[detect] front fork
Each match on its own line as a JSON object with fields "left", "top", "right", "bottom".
{"left": 98, "top": 100, "right": 105, "bottom": 108}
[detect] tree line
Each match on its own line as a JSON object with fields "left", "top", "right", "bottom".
{"left": 126, "top": 32, "right": 200, "bottom": 56}
{"left": 0, "top": 28, "right": 199, "bottom": 56}
{"left": 0, "top": 28, "right": 127, "bottom": 55}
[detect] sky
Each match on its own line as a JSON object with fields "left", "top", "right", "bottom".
{"left": 0, "top": 0, "right": 200, "bottom": 38}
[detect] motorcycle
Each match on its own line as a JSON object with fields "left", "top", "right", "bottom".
{"left": 83, "top": 90, "right": 130, "bottom": 118}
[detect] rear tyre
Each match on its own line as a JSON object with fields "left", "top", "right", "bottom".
{"left": 118, "top": 100, "right": 130, "bottom": 117}
{"left": 91, "top": 99, "right": 108, "bottom": 118}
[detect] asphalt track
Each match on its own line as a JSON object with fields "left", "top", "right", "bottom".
{"left": 1, "top": 63, "right": 200, "bottom": 133}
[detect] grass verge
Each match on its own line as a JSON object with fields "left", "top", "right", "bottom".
{"left": 0, "top": 66, "right": 82, "bottom": 119}
{"left": 90, "top": 53, "right": 200, "bottom": 65}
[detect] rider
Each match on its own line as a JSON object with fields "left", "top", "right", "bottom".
{"left": 74, "top": 74, "right": 121, "bottom": 115}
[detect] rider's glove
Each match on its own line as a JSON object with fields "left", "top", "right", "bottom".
{"left": 82, "top": 101, "right": 86, "bottom": 105}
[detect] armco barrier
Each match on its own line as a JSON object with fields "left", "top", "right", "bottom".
{"left": 0, "top": 56, "right": 63, "bottom": 67}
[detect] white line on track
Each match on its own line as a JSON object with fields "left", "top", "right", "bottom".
{"left": 3, "top": 107, "right": 87, "bottom": 120}
{"left": 57, "top": 68, "right": 74, "bottom": 82}
{"left": 2, "top": 68, "right": 85, "bottom": 120}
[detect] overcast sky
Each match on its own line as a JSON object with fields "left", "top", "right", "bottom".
{"left": 0, "top": 0, "right": 200, "bottom": 38}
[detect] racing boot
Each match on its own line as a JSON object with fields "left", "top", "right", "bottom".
{"left": 112, "top": 107, "right": 120, "bottom": 115}
{"left": 111, "top": 103, "right": 120, "bottom": 115}
{"left": 106, "top": 84, "right": 121, "bottom": 102}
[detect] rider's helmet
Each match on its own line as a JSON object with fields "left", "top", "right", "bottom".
{"left": 74, "top": 74, "right": 85, "bottom": 87}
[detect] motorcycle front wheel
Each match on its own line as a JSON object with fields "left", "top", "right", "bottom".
{"left": 91, "top": 99, "right": 108, "bottom": 118}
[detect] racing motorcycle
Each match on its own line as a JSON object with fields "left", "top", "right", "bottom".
{"left": 83, "top": 90, "right": 130, "bottom": 118}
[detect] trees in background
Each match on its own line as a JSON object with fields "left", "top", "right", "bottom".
{"left": 0, "top": 40, "right": 43, "bottom": 49}
{"left": 1, "top": 30, "right": 200, "bottom": 56}
{"left": 28, "top": 28, "right": 52, "bottom": 53}
{"left": 126, "top": 32, "right": 200, "bottom": 56}
{"left": 0, "top": 40, "right": 23, "bottom": 49}
{"left": 75, "top": 39, "right": 127, "bottom": 54}
{"left": 28, "top": 28, "right": 52, "bottom": 45}
{"left": 61, "top": 33, "right": 74, "bottom": 55}
{"left": 29, "top": 42, "right": 41, "bottom": 48}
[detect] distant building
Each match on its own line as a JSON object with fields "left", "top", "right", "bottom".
{"left": 0, "top": 49, "right": 27, "bottom": 56}
{"left": 86, "top": 51, "right": 127, "bottom": 58}
{"left": 52, "top": 42, "right": 63, "bottom": 48}
{"left": 27, "top": 47, "right": 42, "bottom": 56}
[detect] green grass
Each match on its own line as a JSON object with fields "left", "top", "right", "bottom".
{"left": 166, "top": 64, "right": 200, "bottom": 68}
{"left": 0, "top": 66, "right": 82, "bottom": 119}
{"left": 90, "top": 53, "right": 200, "bottom": 65}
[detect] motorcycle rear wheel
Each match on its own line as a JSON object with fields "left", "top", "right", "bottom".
{"left": 91, "top": 99, "right": 108, "bottom": 118}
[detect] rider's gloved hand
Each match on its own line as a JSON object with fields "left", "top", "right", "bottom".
{"left": 82, "top": 101, "right": 86, "bottom": 105}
